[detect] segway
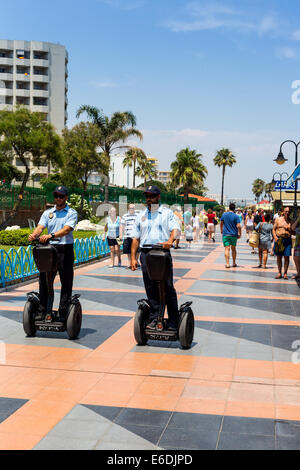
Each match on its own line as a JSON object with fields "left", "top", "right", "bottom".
{"left": 134, "top": 244, "right": 194, "bottom": 349}
{"left": 23, "top": 238, "right": 82, "bottom": 340}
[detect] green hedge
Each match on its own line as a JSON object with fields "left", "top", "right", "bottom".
{"left": 0, "top": 229, "right": 103, "bottom": 246}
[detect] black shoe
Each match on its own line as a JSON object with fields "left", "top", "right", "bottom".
{"left": 57, "top": 311, "right": 67, "bottom": 323}
{"left": 147, "top": 320, "right": 157, "bottom": 330}
{"left": 166, "top": 320, "right": 178, "bottom": 331}
{"left": 35, "top": 312, "right": 45, "bottom": 321}
{"left": 212, "top": 238, "right": 215, "bottom": 243}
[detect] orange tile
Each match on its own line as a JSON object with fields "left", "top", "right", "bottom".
{"left": 175, "top": 397, "right": 226, "bottom": 415}
{"left": 155, "top": 355, "right": 198, "bottom": 374}
{"left": 14, "top": 399, "right": 75, "bottom": 419}
{"left": 191, "top": 357, "right": 235, "bottom": 381}
{"left": 234, "top": 359, "right": 274, "bottom": 383}
{"left": 276, "top": 405, "right": 300, "bottom": 421}
{"left": 0, "top": 414, "right": 61, "bottom": 436}
{"left": 275, "top": 386, "right": 300, "bottom": 406}
{"left": 0, "top": 432, "right": 42, "bottom": 450}
{"left": 182, "top": 379, "right": 230, "bottom": 401}
{"left": 75, "top": 352, "right": 125, "bottom": 373}
{"left": 228, "top": 382, "right": 275, "bottom": 403}
{"left": 225, "top": 401, "right": 275, "bottom": 419}
{"left": 110, "top": 352, "right": 163, "bottom": 375}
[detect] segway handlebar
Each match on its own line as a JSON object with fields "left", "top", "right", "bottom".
{"left": 30, "top": 236, "right": 61, "bottom": 244}
{"left": 142, "top": 244, "right": 168, "bottom": 251}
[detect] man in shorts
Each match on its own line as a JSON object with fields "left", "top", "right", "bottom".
{"left": 220, "top": 203, "right": 241, "bottom": 268}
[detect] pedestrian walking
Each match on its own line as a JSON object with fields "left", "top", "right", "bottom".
{"left": 120, "top": 203, "right": 139, "bottom": 268}
{"left": 255, "top": 213, "right": 273, "bottom": 269}
{"left": 220, "top": 203, "right": 242, "bottom": 268}
{"left": 291, "top": 211, "right": 300, "bottom": 279}
{"left": 192, "top": 210, "right": 200, "bottom": 241}
{"left": 272, "top": 207, "right": 292, "bottom": 279}
{"left": 185, "top": 223, "right": 193, "bottom": 248}
{"left": 103, "top": 206, "right": 122, "bottom": 268}
{"left": 245, "top": 210, "right": 255, "bottom": 252}
{"left": 203, "top": 212, "right": 208, "bottom": 237}
{"left": 206, "top": 208, "right": 216, "bottom": 242}
{"left": 173, "top": 207, "right": 183, "bottom": 249}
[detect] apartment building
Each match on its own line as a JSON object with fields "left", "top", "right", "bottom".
{"left": 0, "top": 39, "right": 68, "bottom": 184}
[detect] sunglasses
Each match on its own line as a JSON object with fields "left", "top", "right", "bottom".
{"left": 54, "top": 193, "right": 65, "bottom": 199}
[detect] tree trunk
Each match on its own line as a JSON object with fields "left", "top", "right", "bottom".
{"left": 221, "top": 165, "right": 225, "bottom": 206}
{"left": 133, "top": 159, "right": 136, "bottom": 188}
{"left": 0, "top": 166, "right": 30, "bottom": 230}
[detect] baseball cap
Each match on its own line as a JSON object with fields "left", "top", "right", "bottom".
{"left": 53, "top": 185, "right": 68, "bottom": 196}
{"left": 143, "top": 185, "right": 160, "bottom": 195}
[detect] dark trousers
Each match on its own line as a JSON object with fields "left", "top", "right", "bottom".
{"left": 39, "top": 244, "right": 74, "bottom": 315}
{"left": 140, "top": 250, "right": 179, "bottom": 324}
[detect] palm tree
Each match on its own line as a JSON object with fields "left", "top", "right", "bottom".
{"left": 122, "top": 147, "right": 147, "bottom": 188}
{"left": 170, "top": 147, "right": 207, "bottom": 204}
{"left": 76, "top": 105, "right": 143, "bottom": 202}
{"left": 252, "top": 178, "right": 265, "bottom": 203}
{"left": 135, "top": 159, "right": 158, "bottom": 189}
{"left": 213, "top": 148, "right": 237, "bottom": 206}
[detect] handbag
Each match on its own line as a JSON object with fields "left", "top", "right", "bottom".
{"left": 274, "top": 237, "right": 285, "bottom": 255}
{"left": 213, "top": 218, "right": 218, "bottom": 225}
{"left": 249, "top": 230, "right": 260, "bottom": 248}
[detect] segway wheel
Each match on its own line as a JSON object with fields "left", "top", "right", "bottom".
{"left": 23, "top": 300, "right": 37, "bottom": 337}
{"left": 134, "top": 308, "right": 148, "bottom": 346}
{"left": 66, "top": 302, "right": 82, "bottom": 340}
{"left": 178, "top": 308, "right": 194, "bottom": 349}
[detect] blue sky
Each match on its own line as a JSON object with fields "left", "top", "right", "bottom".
{"left": 2, "top": 0, "right": 300, "bottom": 199}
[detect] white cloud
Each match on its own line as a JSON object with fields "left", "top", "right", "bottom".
{"left": 276, "top": 47, "right": 299, "bottom": 60}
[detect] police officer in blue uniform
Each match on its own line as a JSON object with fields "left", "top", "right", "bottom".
{"left": 28, "top": 186, "right": 78, "bottom": 321}
{"left": 131, "top": 185, "right": 180, "bottom": 330}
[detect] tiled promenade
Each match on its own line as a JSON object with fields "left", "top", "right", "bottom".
{"left": 1, "top": 233, "right": 300, "bottom": 450}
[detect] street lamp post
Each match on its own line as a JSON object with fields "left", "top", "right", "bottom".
{"left": 272, "top": 172, "right": 289, "bottom": 211}
{"left": 274, "top": 140, "right": 300, "bottom": 217}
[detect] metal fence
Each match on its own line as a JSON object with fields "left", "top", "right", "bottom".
{"left": 0, "top": 235, "right": 111, "bottom": 288}
{"left": 0, "top": 183, "right": 210, "bottom": 210}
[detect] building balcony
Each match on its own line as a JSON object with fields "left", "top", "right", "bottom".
{"left": 16, "top": 89, "right": 30, "bottom": 97}
{"left": 0, "top": 103, "right": 13, "bottom": 111}
{"left": 15, "top": 73, "right": 30, "bottom": 81}
{"left": 15, "top": 58, "right": 31, "bottom": 67}
{"left": 32, "top": 89, "right": 48, "bottom": 98}
{"left": 0, "top": 88, "right": 13, "bottom": 96}
{"left": 0, "top": 57, "right": 14, "bottom": 66}
{"left": 31, "top": 104, "right": 49, "bottom": 113}
{"left": 32, "top": 58, "right": 49, "bottom": 67}
{"left": 31, "top": 74, "right": 49, "bottom": 83}
{"left": 0, "top": 72, "right": 13, "bottom": 81}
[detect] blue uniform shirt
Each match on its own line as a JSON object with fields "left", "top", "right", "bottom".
{"left": 38, "top": 204, "right": 78, "bottom": 245}
{"left": 131, "top": 205, "right": 180, "bottom": 247}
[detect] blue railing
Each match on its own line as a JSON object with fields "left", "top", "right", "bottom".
{"left": 0, "top": 236, "right": 112, "bottom": 288}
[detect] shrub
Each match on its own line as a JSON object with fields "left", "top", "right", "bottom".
{"left": 0, "top": 228, "right": 103, "bottom": 246}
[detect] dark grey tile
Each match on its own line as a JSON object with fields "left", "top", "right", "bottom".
{"left": 218, "top": 433, "right": 275, "bottom": 450}
{"left": 168, "top": 412, "right": 222, "bottom": 431}
{"left": 276, "top": 421, "right": 300, "bottom": 438}
{"left": 241, "top": 325, "right": 272, "bottom": 346}
{"left": 277, "top": 437, "right": 300, "bottom": 450}
{"left": 82, "top": 404, "right": 122, "bottom": 421}
{"left": 0, "top": 397, "right": 28, "bottom": 423}
{"left": 116, "top": 408, "right": 172, "bottom": 427}
{"left": 123, "top": 424, "right": 165, "bottom": 445}
{"left": 159, "top": 426, "right": 218, "bottom": 450}
{"left": 222, "top": 416, "right": 274, "bottom": 436}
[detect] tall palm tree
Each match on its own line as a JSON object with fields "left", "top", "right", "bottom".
{"left": 122, "top": 147, "right": 147, "bottom": 188}
{"left": 76, "top": 105, "right": 143, "bottom": 202}
{"left": 170, "top": 147, "right": 207, "bottom": 204}
{"left": 135, "top": 159, "right": 158, "bottom": 189}
{"left": 252, "top": 178, "right": 265, "bottom": 203}
{"left": 213, "top": 148, "right": 237, "bottom": 206}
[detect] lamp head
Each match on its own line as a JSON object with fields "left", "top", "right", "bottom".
{"left": 274, "top": 151, "right": 288, "bottom": 165}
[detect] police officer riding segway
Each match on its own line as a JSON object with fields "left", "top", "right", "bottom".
{"left": 25, "top": 186, "right": 82, "bottom": 339}
{"left": 131, "top": 186, "right": 194, "bottom": 349}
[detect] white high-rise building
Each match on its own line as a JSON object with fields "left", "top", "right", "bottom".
{"left": 0, "top": 40, "right": 68, "bottom": 184}
{"left": 0, "top": 39, "right": 68, "bottom": 133}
